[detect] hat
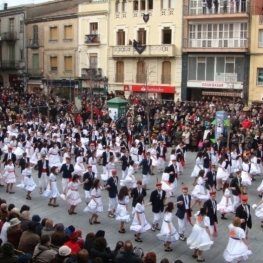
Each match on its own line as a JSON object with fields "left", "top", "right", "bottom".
{"left": 9, "top": 218, "right": 21, "bottom": 227}
{"left": 182, "top": 186, "right": 188, "bottom": 190}
{"left": 2, "top": 242, "right": 14, "bottom": 255}
{"left": 136, "top": 180, "right": 142, "bottom": 185}
{"left": 88, "top": 165, "right": 92, "bottom": 168}
{"left": 32, "top": 215, "right": 41, "bottom": 223}
{"left": 59, "top": 246, "right": 71, "bottom": 256}
{"left": 69, "top": 231, "right": 78, "bottom": 240}
{"left": 241, "top": 195, "right": 248, "bottom": 201}
{"left": 171, "top": 157, "right": 177, "bottom": 161}
{"left": 156, "top": 183, "right": 162, "bottom": 187}
{"left": 111, "top": 170, "right": 117, "bottom": 174}
{"left": 65, "top": 225, "right": 75, "bottom": 235}
{"left": 209, "top": 191, "right": 216, "bottom": 196}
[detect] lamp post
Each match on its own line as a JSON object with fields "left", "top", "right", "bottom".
{"left": 18, "top": 72, "right": 29, "bottom": 93}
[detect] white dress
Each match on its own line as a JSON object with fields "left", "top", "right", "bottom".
{"left": 25, "top": 141, "right": 32, "bottom": 158}
{"left": 74, "top": 157, "right": 85, "bottom": 176}
{"left": 48, "top": 147, "right": 62, "bottom": 168}
{"left": 124, "top": 166, "right": 136, "bottom": 189}
{"left": 84, "top": 188, "right": 103, "bottom": 214}
{"left": 115, "top": 196, "right": 131, "bottom": 223}
{"left": 187, "top": 213, "right": 214, "bottom": 251}
{"left": 105, "top": 162, "right": 115, "bottom": 180}
{"left": 161, "top": 172, "right": 173, "bottom": 198}
{"left": 130, "top": 203, "right": 151, "bottom": 233}
{"left": 217, "top": 189, "right": 234, "bottom": 213}
{"left": 230, "top": 152, "right": 238, "bottom": 174}
{"left": 157, "top": 212, "right": 179, "bottom": 242}
{"left": 223, "top": 224, "right": 252, "bottom": 263}
{"left": 250, "top": 156, "right": 261, "bottom": 175}
{"left": 241, "top": 163, "right": 252, "bottom": 186}
{"left": 217, "top": 161, "right": 230, "bottom": 181}
{"left": 150, "top": 148, "right": 158, "bottom": 166}
{"left": 253, "top": 201, "right": 263, "bottom": 220}
{"left": 3, "top": 164, "right": 16, "bottom": 184}
{"left": 96, "top": 143, "right": 104, "bottom": 157}
{"left": 17, "top": 168, "right": 36, "bottom": 192}
{"left": 42, "top": 173, "right": 60, "bottom": 198}
{"left": 257, "top": 179, "right": 263, "bottom": 192}
{"left": 130, "top": 147, "right": 139, "bottom": 164}
{"left": 88, "top": 157, "right": 98, "bottom": 177}
{"left": 191, "top": 177, "right": 209, "bottom": 201}
{"left": 191, "top": 157, "right": 204, "bottom": 178}
{"left": 66, "top": 180, "right": 82, "bottom": 205}
{"left": 14, "top": 142, "right": 24, "bottom": 158}
{"left": 30, "top": 148, "right": 40, "bottom": 165}
{"left": 168, "top": 154, "right": 177, "bottom": 166}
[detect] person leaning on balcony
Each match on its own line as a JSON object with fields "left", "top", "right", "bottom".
{"left": 206, "top": 0, "right": 212, "bottom": 14}
{"left": 223, "top": 0, "right": 228, "bottom": 13}
{"left": 213, "top": 0, "right": 219, "bottom": 13}
{"left": 235, "top": 0, "right": 240, "bottom": 12}
{"left": 202, "top": 0, "right": 207, "bottom": 14}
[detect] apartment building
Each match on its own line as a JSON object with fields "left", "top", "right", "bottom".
{"left": 108, "top": 0, "right": 183, "bottom": 100}
{"left": 182, "top": 0, "right": 250, "bottom": 101}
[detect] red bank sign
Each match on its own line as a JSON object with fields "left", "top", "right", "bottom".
{"left": 123, "top": 85, "right": 175, "bottom": 94}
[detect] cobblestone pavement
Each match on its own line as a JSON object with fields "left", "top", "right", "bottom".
{"left": 3, "top": 150, "right": 263, "bottom": 263}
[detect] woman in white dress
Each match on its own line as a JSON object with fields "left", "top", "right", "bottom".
{"left": 105, "top": 155, "right": 116, "bottom": 180}
{"left": 168, "top": 149, "right": 176, "bottom": 166}
{"left": 88, "top": 151, "right": 98, "bottom": 177}
{"left": 84, "top": 179, "right": 104, "bottom": 224}
{"left": 74, "top": 152, "right": 86, "bottom": 177}
{"left": 48, "top": 142, "right": 62, "bottom": 168}
{"left": 130, "top": 194, "right": 151, "bottom": 242}
{"left": 66, "top": 174, "right": 87, "bottom": 215}
{"left": 191, "top": 152, "right": 204, "bottom": 186}
{"left": 96, "top": 140, "right": 104, "bottom": 158}
{"left": 150, "top": 143, "right": 158, "bottom": 175}
{"left": 241, "top": 158, "right": 252, "bottom": 195}
{"left": 216, "top": 155, "right": 230, "bottom": 190}
{"left": 14, "top": 138, "right": 24, "bottom": 159}
{"left": 9, "top": 136, "right": 17, "bottom": 153}
{"left": 217, "top": 181, "right": 234, "bottom": 220}
{"left": 257, "top": 178, "right": 263, "bottom": 198}
{"left": 156, "top": 202, "right": 180, "bottom": 251}
{"left": 25, "top": 137, "right": 32, "bottom": 162}
{"left": 253, "top": 198, "right": 263, "bottom": 227}
{"left": 115, "top": 186, "right": 131, "bottom": 233}
{"left": 2, "top": 159, "right": 17, "bottom": 194}
{"left": 124, "top": 160, "right": 136, "bottom": 190}
{"left": 130, "top": 142, "right": 139, "bottom": 164}
{"left": 61, "top": 148, "right": 70, "bottom": 164}
{"left": 42, "top": 166, "right": 60, "bottom": 207}
{"left": 30, "top": 143, "right": 40, "bottom": 167}
{"left": 250, "top": 152, "right": 260, "bottom": 178}
{"left": 187, "top": 207, "right": 214, "bottom": 262}
{"left": 191, "top": 170, "right": 209, "bottom": 210}
{"left": 160, "top": 167, "right": 173, "bottom": 198}
{"left": 230, "top": 147, "right": 238, "bottom": 175}
{"left": 223, "top": 217, "right": 252, "bottom": 263}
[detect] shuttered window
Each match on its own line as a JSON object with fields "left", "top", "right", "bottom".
{"left": 162, "top": 61, "right": 171, "bottom": 84}
{"left": 90, "top": 23, "right": 98, "bottom": 34}
{"left": 64, "top": 56, "right": 72, "bottom": 71}
{"left": 50, "top": 27, "right": 58, "bottom": 40}
{"left": 117, "top": 30, "right": 125, "bottom": 45}
{"left": 89, "top": 54, "right": 98, "bottom": 68}
{"left": 116, "top": 61, "right": 124, "bottom": 82}
{"left": 50, "top": 57, "right": 57, "bottom": 71}
{"left": 64, "top": 25, "right": 72, "bottom": 39}
{"left": 137, "top": 29, "right": 146, "bottom": 45}
{"left": 137, "top": 61, "right": 145, "bottom": 83}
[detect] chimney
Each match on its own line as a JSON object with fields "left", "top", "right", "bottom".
{"left": 4, "top": 3, "right": 7, "bottom": 10}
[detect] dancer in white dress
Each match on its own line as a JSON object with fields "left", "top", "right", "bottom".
{"left": 156, "top": 202, "right": 180, "bottom": 252}
{"left": 257, "top": 178, "right": 263, "bottom": 198}
{"left": 74, "top": 153, "right": 86, "bottom": 177}
{"left": 230, "top": 147, "right": 238, "bottom": 174}
{"left": 30, "top": 143, "right": 40, "bottom": 167}
{"left": 223, "top": 217, "right": 251, "bottom": 263}
{"left": 160, "top": 167, "right": 173, "bottom": 198}
{"left": 48, "top": 142, "right": 62, "bottom": 168}
{"left": 115, "top": 186, "right": 131, "bottom": 233}
{"left": 124, "top": 161, "right": 136, "bottom": 190}
{"left": 2, "top": 159, "right": 17, "bottom": 194}
{"left": 168, "top": 149, "right": 176, "bottom": 166}
{"left": 66, "top": 174, "right": 87, "bottom": 215}
{"left": 14, "top": 139, "right": 24, "bottom": 159}
{"left": 241, "top": 158, "right": 252, "bottom": 194}
{"left": 88, "top": 151, "right": 98, "bottom": 177}
{"left": 130, "top": 194, "right": 151, "bottom": 242}
{"left": 250, "top": 152, "right": 260, "bottom": 177}
{"left": 25, "top": 137, "right": 32, "bottom": 162}
{"left": 252, "top": 198, "right": 263, "bottom": 228}
{"left": 191, "top": 170, "right": 209, "bottom": 210}
{"left": 42, "top": 166, "right": 60, "bottom": 207}
{"left": 150, "top": 143, "right": 158, "bottom": 175}
{"left": 96, "top": 140, "right": 104, "bottom": 158}
{"left": 217, "top": 182, "right": 234, "bottom": 220}
{"left": 130, "top": 142, "right": 139, "bottom": 164}
{"left": 190, "top": 152, "right": 204, "bottom": 186}
{"left": 216, "top": 155, "right": 230, "bottom": 190}
{"left": 105, "top": 155, "right": 116, "bottom": 180}
{"left": 84, "top": 179, "right": 104, "bottom": 225}
{"left": 187, "top": 207, "right": 214, "bottom": 262}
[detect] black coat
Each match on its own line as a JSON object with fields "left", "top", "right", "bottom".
{"left": 120, "top": 155, "right": 131, "bottom": 171}
{"left": 83, "top": 171, "right": 95, "bottom": 191}
{"left": 168, "top": 164, "right": 178, "bottom": 183}
{"left": 176, "top": 194, "right": 191, "bottom": 219}
{"left": 106, "top": 176, "right": 118, "bottom": 198}
{"left": 2, "top": 152, "right": 16, "bottom": 165}
{"left": 230, "top": 176, "right": 242, "bottom": 196}
{"left": 149, "top": 189, "right": 166, "bottom": 213}
{"left": 205, "top": 170, "right": 216, "bottom": 190}
{"left": 203, "top": 151, "right": 211, "bottom": 169}
{"left": 37, "top": 159, "right": 50, "bottom": 178}
{"left": 203, "top": 199, "right": 218, "bottom": 226}
{"left": 139, "top": 158, "right": 152, "bottom": 175}
{"left": 102, "top": 151, "right": 113, "bottom": 166}
{"left": 59, "top": 163, "right": 74, "bottom": 179}
{"left": 235, "top": 204, "right": 252, "bottom": 231}
{"left": 130, "top": 187, "right": 147, "bottom": 208}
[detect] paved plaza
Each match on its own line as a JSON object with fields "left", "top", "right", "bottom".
{"left": 2, "top": 151, "right": 263, "bottom": 263}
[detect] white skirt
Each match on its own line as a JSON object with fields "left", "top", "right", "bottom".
{"left": 217, "top": 167, "right": 229, "bottom": 181}
{"left": 115, "top": 204, "right": 131, "bottom": 223}
{"left": 14, "top": 147, "right": 24, "bottom": 158}
{"left": 191, "top": 165, "right": 203, "bottom": 178}
{"left": 83, "top": 197, "right": 103, "bottom": 215}
{"left": 257, "top": 180, "right": 263, "bottom": 192}
{"left": 66, "top": 189, "right": 82, "bottom": 205}
{"left": 24, "top": 177, "right": 36, "bottom": 192}
{"left": 241, "top": 171, "right": 252, "bottom": 186}
{"left": 4, "top": 172, "right": 16, "bottom": 184}
{"left": 217, "top": 196, "right": 235, "bottom": 214}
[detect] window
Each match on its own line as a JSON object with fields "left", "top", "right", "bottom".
{"left": 64, "top": 56, "right": 72, "bottom": 72}
{"left": 259, "top": 29, "right": 263, "bottom": 47}
{"left": 162, "top": 28, "right": 171, "bottom": 44}
{"left": 258, "top": 69, "right": 263, "bottom": 86}
{"left": 133, "top": 1, "right": 138, "bottom": 11}
{"left": 117, "top": 30, "right": 125, "bottom": 45}
{"left": 169, "top": 0, "right": 175, "bottom": 8}
{"left": 148, "top": 0, "right": 153, "bottom": 9}
{"left": 9, "top": 18, "right": 14, "bottom": 32}
{"left": 141, "top": 0, "right": 145, "bottom": 10}
{"left": 64, "top": 25, "right": 72, "bottom": 39}
{"left": 89, "top": 54, "right": 98, "bottom": 69}
{"left": 90, "top": 23, "right": 98, "bottom": 34}
{"left": 161, "top": 0, "right": 168, "bottom": 9}
{"left": 122, "top": 0, "right": 127, "bottom": 11}
{"left": 32, "top": 54, "right": 39, "bottom": 71}
{"left": 137, "top": 61, "right": 145, "bottom": 83}
{"left": 116, "top": 61, "right": 124, "bottom": 82}
{"left": 9, "top": 44, "right": 15, "bottom": 61}
{"left": 20, "top": 21, "right": 23, "bottom": 33}
{"left": 50, "top": 56, "right": 58, "bottom": 71}
{"left": 33, "top": 25, "right": 38, "bottom": 40}
{"left": 50, "top": 26, "right": 58, "bottom": 41}
{"left": 137, "top": 28, "right": 146, "bottom": 45}
{"left": 162, "top": 61, "right": 171, "bottom": 84}
{"left": 116, "top": 1, "right": 121, "bottom": 12}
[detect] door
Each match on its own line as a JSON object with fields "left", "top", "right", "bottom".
{"left": 137, "top": 61, "right": 145, "bottom": 83}
{"left": 32, "top": 54, "right": 39, "bottom": 76}
{"left": 162, "top": 61, "right": 171, "bottom": 84}
{"left": 116, "top": 61, "right": 124, "bottom": 82}
{"left": 9, "top": 44, "right": 15, "bottom": 68}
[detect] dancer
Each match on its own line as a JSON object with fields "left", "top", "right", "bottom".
{"left": 250, "top": 151, "right": 260, "bottom": 178}
{"left": 230, "top": 168, "right": 242, "bottom": 210}
{"left": 115, "top": 186, "right": 131, "bottom": 233}
{"left": 83, "top": 165, "right": 96, "bottom": 204}
{"left": 59, "top": 156, "right": 74, "bottom": 194}
{"left": 84, "top": 179, "right": 104, "bottom": 225}
{"left": 230, "top": 147, "right": 238, "bottom": 175}
{"left": 74, "top": 151, "right": 86, "bottom": 177}
{"left": 168, "top": 157, "right": 178, "bottom": 196}
{"left": 160, "top": 167, "right": 173, "bottom": 198}
{"left": 187, "top": 207, "right": 214, "bottom": 262}
{"left": 241, "top": 158, "right": 252, "bottom": 194}
{"left": 216, "top": 155, "right": 230, "bottom": 190}
{"left": 105, "top": 169, "right": 118, "bottom": 218}
{"left": 37, "top": 154, "right": 49, "bottom": 194}
{"left": 130, "top": 142, "right": 139, "bottom": 164}
{"left": 124, "top": 160, "right": 136, "bottom": 191}
{"left": 223, "top": 217, "right": 252, "bottom": 263}
{"left": 102, "top": 146, "right": 114, "bottom": 175}
{"left": 139, "top": 152, "right": 152, "bottom": 190}
{"left": 157, "top": 201, "right": 180, "bottom": 252}
{"left": 119, "top": 149, "right": 131, "bottom": 179}
{"left": 150, "top": 143, "right": 158, "bottom": 175}
{"left": 191, "top": 152, "right": 204, "bottom": 186}
{"left": 105, "top": 155, "right": 116, "bottom": 180}
{"left": 43, "top": 166, "right": 60, "bottom": 207}
{"left": 2, "top": 159, "right": 17, "bottom": 194}
{"left": 156, "top": 140, "right": 166, "bottom": 172}
{"left": 257, "top": 176, "right": 263, "bottom": 198}
{"left": 48, "top": 142, "right": 62, "bottom": 168}
{"left": 130, "top": 180, "right": 147, "bottom": 216}
{"left": 217, "top": 181, "right": 234, "bottom": 219}
{"left": 88, "top": 151, "right": 98, "bottom": 178}
{"left": 253, "top": 198, "right": 263, "bottom": 228}
{"left": 66, "top": 174, "right": 88, "bottom": 215}
{"left": 204, "top": 164, "right": 216, "bottom": 191}
{"left": 130, "top": 194, "right": 151, "bottom": 242}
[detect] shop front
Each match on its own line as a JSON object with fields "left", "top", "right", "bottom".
{"left": 123, "top": 84, "right": 175, "bottom": 100}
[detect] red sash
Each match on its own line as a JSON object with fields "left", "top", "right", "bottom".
{"left": 213, "top": 223, "right": 218, "bottom": 237}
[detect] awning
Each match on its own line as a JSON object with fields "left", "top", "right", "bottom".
{"left": 28, "top": 80, "right": 42, "bottom": 85}
{"left": 202, "top": 91, "right": 241, "bottom": 97}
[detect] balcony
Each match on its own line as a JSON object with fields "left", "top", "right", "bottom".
{"left": 115, "top": 74, "right": 124, "bottom": 83}
{"left": 183, "top": 1, "right": 249, "bottom": 20}
{"left": 183, "top": 38, "right": 248, "bottom": 52}
{"left": 1, "top": 31, "right": 17, "bottom": 41}
{"left": 136, "top": 74, "right": 146, "bottom": 83}
{"left": 81, "top": 68, "right": 102, "bottom": 79}
{"left": 0, "top": 60, "right": 19, "bottom": 69}
{"left": 111, "top": 44, "right": 175, "bottom": 57}
{"left": 29, "top": 39, "right": 39, "bottom": 49}
{"left": 161, "top": 75, "right": 171, "bottom": 84}
{"left": 84, "top": 34, "right": 100, "bottom": 45}
{"left": 28, "top": 68, "right": 43, "bottom": 78}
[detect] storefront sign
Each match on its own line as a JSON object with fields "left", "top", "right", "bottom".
{"left": 187, "top": 81, "right": 242, "bottom": 89}
{"left": 201, "top": 82, "right": 225, "bottom": 88}
{"left": 123, "top": 85, "right": 175, "bottom": 93}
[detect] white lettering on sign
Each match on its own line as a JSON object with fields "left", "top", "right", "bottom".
{"left": 201, "top": 82, "right": 224, "bottom": 88}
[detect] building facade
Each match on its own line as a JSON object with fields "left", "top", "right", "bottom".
{"left": 182, "top": 0, "right": 250, "bottom": 101}
{"left": 108, "top": 0, "right": 183, "bottom": 100}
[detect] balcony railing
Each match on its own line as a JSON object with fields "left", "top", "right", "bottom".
{"left": 115, "top": 74, "right": 124, "bottom": 83}
{"left": 161, "top": 75, "right": 171, "bottom": 84}
{"left": 136, "top": 74, "right": 146, "bottom": 83}
{"left": 28, "top": 68, "right": 43, "bottom": 78}
{"left": 29, "top": 39, "right": 39, "bottom": 49}
{"left": 183, "top": 38, "right": 248, "bottom": 49}
{"left": 184, "top": 1, "right": 250, "bottom": 16}
{"left": 1, "top": 31, "right": 17, "bottom": 41}
{"left": 81, "top": 68, "right": 102, "bottom": 79}
{"left": 85, "top": 34, "right": 100, "bottom": 44}
{"left": 111, "top": 44, "right": 175, "bottom": 57}
{"left": 0, "top": 60, "right": 19, "bottom": 69}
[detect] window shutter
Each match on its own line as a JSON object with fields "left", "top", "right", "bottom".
{"left": 65, "top": 26, "right": 72, "bottom": 39}
{"left": 65, "top": 56, "right": 72, "bottom": 71}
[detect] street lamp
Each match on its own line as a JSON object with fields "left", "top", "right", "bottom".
{"left": 18, "top": 71, "right": 29, "bottom": 92}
